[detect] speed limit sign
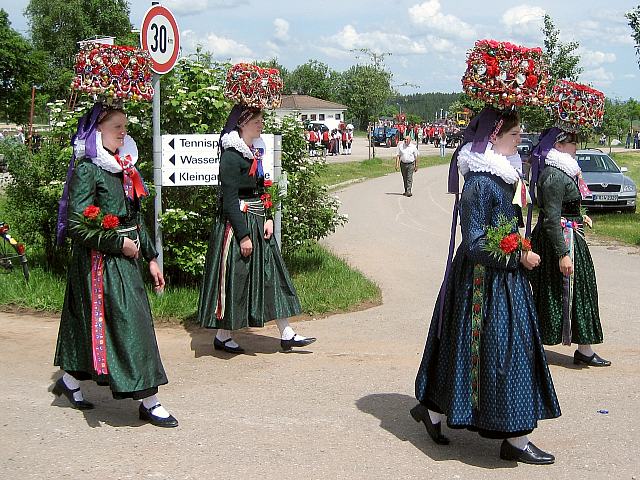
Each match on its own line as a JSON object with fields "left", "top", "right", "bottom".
{"left": 141, "top": 5, "right": 180, "bottom": 74}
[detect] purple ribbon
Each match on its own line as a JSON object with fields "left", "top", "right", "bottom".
{"left": 56, "top": 103, "right": 104, "bottom": 245}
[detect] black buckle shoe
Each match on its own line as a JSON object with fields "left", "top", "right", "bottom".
{"left": 500, "top": 440, "right": 555, "bottom": 465}
{"left": 214, "top": 337, "right": 245, "bottom": 354}
{"left": 573, "top": 350, "right": 611, "bottom": 367}
{"left": 139, "top": 403, "right": 179, "bottom": 428}
{"left": 410, "top": 404, "right": 450, "bottom": 445}
{"left": 280, "top": 336, "right": 317, "bottom": 351}
{"left": 52, "top": 378, "right": 94, "bottom": 410}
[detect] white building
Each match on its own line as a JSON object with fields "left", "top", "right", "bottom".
{"left": 276, "top": 95, "right": 347, "bottom": 126}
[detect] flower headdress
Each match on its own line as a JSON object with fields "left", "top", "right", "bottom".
{"left": 549, "top": 80, "right": 605, "bottom": 133}
{"left": 462, "top": 39, "right": 550, "bottom": 109}
{"left": 224, "top": 63, "right": 283, "bottom": 110}
{"left": 71, "top": 43, "right": 155, "bottom": 105}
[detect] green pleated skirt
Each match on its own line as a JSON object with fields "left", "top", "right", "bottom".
{"left": 529, "top": 219, "right": 603, "bottom": 345}
{"left": 198, "top": 209, "right": 302, "bottom": 330}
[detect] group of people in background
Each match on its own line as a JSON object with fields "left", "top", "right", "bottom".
{"left": 305, "top": 123, "right": 353, "bottom": 156}
{"left": 625, "top": 130, "right": 640, "bottom": 149}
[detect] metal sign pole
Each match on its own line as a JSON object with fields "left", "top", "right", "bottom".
{"left": 273, "top": 134, "right": 283, "bottom": 246}
{"left": 152, "top": 72, "right": 163, "bottom": 272}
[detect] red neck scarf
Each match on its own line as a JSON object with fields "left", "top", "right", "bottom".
{"left": 115, "top": 154, "right": 148, "bottom": 200}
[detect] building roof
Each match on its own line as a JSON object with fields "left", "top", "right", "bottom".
{"left": 279, "top": 94, "right": 347, "bottom": 111}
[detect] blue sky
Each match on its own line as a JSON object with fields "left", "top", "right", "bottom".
{"left": 4, "top": 0, "right": 639, "bottom": 100}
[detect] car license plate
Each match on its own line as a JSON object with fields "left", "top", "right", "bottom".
{"left": 593, "top": 194, "right": 618, "bottom": 202}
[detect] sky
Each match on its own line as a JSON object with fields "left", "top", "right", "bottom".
{"left": 4, "top": 0, "right": 639, "bottom": 100}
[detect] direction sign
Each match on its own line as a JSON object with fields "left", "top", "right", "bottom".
{"left": 141, "top": 5, "right": 180, "bottom": 74}
{"left": 161, "top": 134, "right": 275, "bottom": 186}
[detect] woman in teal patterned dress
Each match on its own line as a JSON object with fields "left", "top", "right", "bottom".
{"left": 412, "top": 109, "right": 561, "bottom": 465}
{"left": 198, "top": 105, "right": 316, "bottom": 353}
{"left": 53, "top": 105, "right": 178, "bottom": 427}
{"left": 529, "top": 128, "right": 610, "bottom": 366}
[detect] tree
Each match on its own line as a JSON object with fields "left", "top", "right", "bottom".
{"left": 286, "top": 60, "right": 337, "bottom": 101}
{"left": 626, "top": 5, "right": 640, "bottom": 68}
{"left": 25, "top": 0, "right": 132, "bottom": 100}
{"left": 601, "top": 99, "right": 628, "bottom": 152}
{"left": 542, "top": 14, "right": 583, "bottom": 82}
{"left": 0, "top": 9, "right": 47, "bottom": 123}
{"left": 337, "top": 64, "right": 393, "bottom": 128}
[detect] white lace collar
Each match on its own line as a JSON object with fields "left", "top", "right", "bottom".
{"left": 220, "top": 130, "right": 267, "bottom": 161}
{"left": 457, "top": 142, "right": 521, "bottom": 185}
{"left": 73, "top": 132, "right": 139, "bottom": 173}
{"left": 545, "top": 148, "right": 581, "bottom": 178}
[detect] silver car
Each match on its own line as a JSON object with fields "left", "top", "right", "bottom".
{"left": 576, "top": 149, "right": 637, "bottom": 213}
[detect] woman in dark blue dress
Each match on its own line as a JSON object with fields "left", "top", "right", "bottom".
{"left": 411, "top": 108, "right": 561, "bottom": 464}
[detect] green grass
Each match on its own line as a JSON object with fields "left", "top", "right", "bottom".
{"left": 0, "top": 242, "right": 381, "bottom": 322}
{"left": 319, "top": 153, "right": 452, "bottom": 188}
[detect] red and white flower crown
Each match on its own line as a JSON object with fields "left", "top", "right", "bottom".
{"left": 550, "top": 80, "right": 605, "bottom": 132}
{"left": 462, "top": 39, "right": 550, "bottom": 109}
{"left": 224, "top": 63, "right": 283, "bottom": 110}
{"left": 71, "top": 43, "right": 154, "bottom": 103}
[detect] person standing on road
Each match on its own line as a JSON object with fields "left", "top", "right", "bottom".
{"left": 528, "top": 80, "right": 610, "bottom": 368}
{"left": 412, "top": 41, "right": 560, "bottom": 465}
{"left": 395, "top": 134, "right": 419, "bottom": 196}
{"left": 198, "top": 63, "right": 316, "bottom": 354}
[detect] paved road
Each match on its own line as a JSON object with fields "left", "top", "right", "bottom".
{"left": 1, "top": 164, "right": 639, "bottom": 479}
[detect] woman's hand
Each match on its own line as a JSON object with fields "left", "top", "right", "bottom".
{"left": 264, "top": 219, "right": 274, "bottom": 240}
{"left": 520, "top": 250, "right": 541, "bottom": 270}
{"left": 149, "top": 259, "right": 165, "bottom": 293}
{"left": 122, "top": 237, "right": 139, "bottom": 259}
{"left": 240, "top": 236, "right": 253, "bottom": 257}
{"left": 559, "top": 255, "right": 573, "bottom": 276}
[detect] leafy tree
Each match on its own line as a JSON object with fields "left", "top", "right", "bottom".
{"left": 601, "top": 99, "right": 628, "bottom": 152}
{"left": 25, "top": 0, "right": 132, "bottom": 100}
{"left": 542, "top": 14, "right": 583, "bottom": 82}
{"left": 338, "top": 64, "right": 393, "bottom": 128}
{"left": 0, "top": 9, "right": 47, "bottom": 123}
{"left": 627, "top": 5, "right": 640, "bottom": 68}
{"left": 286, "top": 59, "right": 337, "bottom": 101}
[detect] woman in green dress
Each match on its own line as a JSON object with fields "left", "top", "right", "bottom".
{"left": 529, "top": 127, "right": 610, "bottom": 367}
{"left": 197, "top": 104, "right": 316, "bottom": 353}
{"left": 53, "top": 104, "right": 178, "bottom": 427}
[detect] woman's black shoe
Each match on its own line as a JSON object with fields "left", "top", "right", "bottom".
{"left": 52, "top": 378, "right": 94, "bottom": 410}
{"left": 410, "top": 404, "right": 450, "bottom": 445}
{"left": 280, "top": 336, "right": 316, "bottom": 351}
{"left": 500, "top": 440, "right": 554, "bottom": 465}
{"left": 214, "top": 337, "right": 245, "bottom": 354}
{"left": 139, "top": 403, "right": 179, "bottom": 428}
{"left": 573, "top": 350, "right": 611, "bottom": 367}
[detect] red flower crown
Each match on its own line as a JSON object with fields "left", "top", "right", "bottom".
{"left": 550, "top": 80, "right": 605, "bottom": 132}
{"left": 224, "top": 63, "right": 283, "bottom": 110}
{"left": 71, "top": 43, "right": 155, "bottom": 103}
{"left": 462, "top": 39, "right": 550, "bottom": 109}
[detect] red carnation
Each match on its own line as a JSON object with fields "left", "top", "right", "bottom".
{"left": 264, "top": 179, "right": 273, "bottom": 187}
{"left": 525, "top": 74, "right": 538, "bottom": 88}
{"left": 16, "top": 243, "right": 26, "bottom": 255}
{"left": 102, "top": 214, "right": 120, "bottom": 230}
{"left": 263, "top": 199, "right": 273, "bottom": 209}
{"left": 499, "top": 233, "right": 520, "bottom": 254}
{"left": 83, "top": 205, "right": 101, "bottom": 220}
{"left": 521, "top": 238, "right": 532, "bottom": 251}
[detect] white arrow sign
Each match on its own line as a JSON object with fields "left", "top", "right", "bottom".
{"left": 161, "top": 134, "right": 275, "bottom": 186}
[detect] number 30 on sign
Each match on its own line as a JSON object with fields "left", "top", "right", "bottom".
{"left": 140, "top": 5, "right": 180, "bottom": 75}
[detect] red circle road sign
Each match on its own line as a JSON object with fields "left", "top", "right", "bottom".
{"left": 141, "top": 5, "right": 180, "bottom": 74}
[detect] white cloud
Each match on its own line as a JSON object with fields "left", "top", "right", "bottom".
{"left": 273, "top": 18, "right": 290, "bottom": 42}
{"left": 163, "top": 0, "right": 249, "bottom": 15}
{"left": 181, "top": 29, "right": 254, "bottom": 59}
{"left": 323, "top": 24, "right": 428, "bottom": 57}
{"left": 501, "top": 5, "right": 545, "bottom": 40}
{"left": 579, "top": 49, "right": 616, "bottom": 68}
{"left": 623, "top": 73, "right": 637, "bottom": 79}
{"left": 581, "top": 67, "right": 615, "bottom": 87}
{"left": 408, "top": 0, "right": 476, "bottom": 39}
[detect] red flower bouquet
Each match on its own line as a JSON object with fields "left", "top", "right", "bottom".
{"left": 70, "top": 205, "right": 121, "bottom": 244}
{"left": 483, "top": 215, "right": 531, "bottom": 263}
{"left": 462, "top": 39, "right": 550, "bottom": 109}
{"left": 224, "top": 63, "right": 283, "bottom": 109}
{"left": 71, "top": 43, "right": 155, "bottom": 103}
{"left": 550, "top": 80, "right": 605, "bottom": 133}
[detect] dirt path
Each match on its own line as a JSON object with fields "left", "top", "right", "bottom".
{"left": 1, "top": 164, "right": 639, "bottom": 479}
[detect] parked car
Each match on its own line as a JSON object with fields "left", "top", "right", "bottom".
{"left": 576, "top": 149, "right": 637, "bottom": 213}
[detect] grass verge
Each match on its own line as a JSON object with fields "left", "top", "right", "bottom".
{"left": 319, "top": 153, "right": 452, "bottom": 188}
{"left": 0, "top": 242, "right": 381, "bottom": 323}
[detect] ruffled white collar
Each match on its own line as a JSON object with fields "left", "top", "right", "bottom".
{"left": 457, "top": 142, "right": 521, "bottom": 185}
{"left": 221, "top": 130, "right": 253, "bottom": 159}
{"left": 545, "top": 148, "right": 581, "bottom": 178}
{"left": 73, "top": 132, "right": 139, "bottom": 173}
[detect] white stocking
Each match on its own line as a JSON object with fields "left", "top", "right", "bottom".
{"left": 142, "top": 394, "right": 170, "bottom": 418}
{"left": 216, "top": 329, "right": 239, "bottom": 349}
{"left": 62, "top": 372, "right": 84, "bottom": 401}
{"left": 507, "top": 435, "right": 530, "bottom": 450}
